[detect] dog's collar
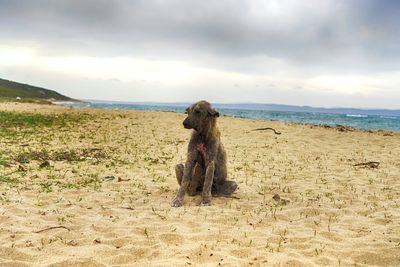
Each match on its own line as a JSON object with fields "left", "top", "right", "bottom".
{"left": 196, "top": 143, "right": 206, "bottom": 153}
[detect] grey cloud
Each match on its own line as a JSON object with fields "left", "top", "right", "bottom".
{"left": 0, "top": 0, "right": 399, "bottom": 73}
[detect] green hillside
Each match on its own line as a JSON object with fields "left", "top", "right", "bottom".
{"left": 0, "top": 78, "right": 77, "bottom": 102}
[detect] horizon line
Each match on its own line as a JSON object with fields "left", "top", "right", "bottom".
{"left": 77, "top": 98, "right": 400, "bottom": 111}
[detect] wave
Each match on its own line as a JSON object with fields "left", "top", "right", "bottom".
{"left": 379, "top": 116, "right": 398, "bottom": 119}
{"left": 346, "top": 114, "right": 368, "bottom": 118}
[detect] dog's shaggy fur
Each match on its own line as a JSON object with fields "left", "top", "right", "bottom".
{"left": 171, "top": 101, "right": 237, "bottom": 207}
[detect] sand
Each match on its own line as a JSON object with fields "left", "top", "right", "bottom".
{"left": 0, "top": 102, "right": 399, "bottom": 266}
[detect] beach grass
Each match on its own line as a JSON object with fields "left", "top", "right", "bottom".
{"left": 0, "top": 110, "right": 89, "bottom": 140}
{"left": 0, "top": 110, "right": 88, "bottom": 128}
{"left": 0, "top": 110, "right": 62, "bottom": 127}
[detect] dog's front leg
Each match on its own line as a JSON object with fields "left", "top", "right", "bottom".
{"left": 171, "top": 160, "right": 195, "bottom": 207}
{"left": 201, "top": 160, "right": 215, "bottom": 206}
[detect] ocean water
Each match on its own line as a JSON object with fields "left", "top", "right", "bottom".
{"left": 56, "top": 101, "right": 400, "bottom": 131}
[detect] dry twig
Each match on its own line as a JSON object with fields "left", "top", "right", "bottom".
{"left": 34, "top": 226, "right": 70, "bottom": 233}
{"left": 252, "top": 127, "right": 281, "bottom": 135}
{"left": 354, "top": 161, "right": 380, "bottom": 169}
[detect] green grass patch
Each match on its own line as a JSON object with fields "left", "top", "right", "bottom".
{"left": 14, "top": 148, "right": 108, "bottom": 164}
{"left": 14, "top": 150, "right": 50, "bottom": 163}
{"left": 0, "top": 157, "right": 10, "bottom": 166}
{"left": 0, "top": 111, "right": 63, "bottom": 127}
{"left": 0, "top": 128, "right": 17, "bottom": 139}
{"left": 0, "top": 175, "right": 18, "bottom": 184}
{"left": 0, "top": 110, "right": 90, "bottom": 140}
{"left": 0, "top": 111, "right": 59, "bottom": 140}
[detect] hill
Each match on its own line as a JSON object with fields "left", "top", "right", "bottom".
{"left": 0, "top": 78, "right": 77, "bottom": 102}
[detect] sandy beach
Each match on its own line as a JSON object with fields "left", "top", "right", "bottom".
{"left": 0, "top": 102, "right": 399, "bottom": 266}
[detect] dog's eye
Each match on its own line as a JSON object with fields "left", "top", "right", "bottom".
{"left": 194, "top": 110, "right": 200, "bottom": 114}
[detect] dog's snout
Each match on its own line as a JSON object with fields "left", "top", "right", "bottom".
{"left": 183, "top": 117, "right": 193, "bottom": 129}
{"left": 183, "top": 118, "right": 191, "bottom": 129}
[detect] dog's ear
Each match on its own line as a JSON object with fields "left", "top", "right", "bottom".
{"left": 207, "top": 106, "right": 220, "bottom": 117}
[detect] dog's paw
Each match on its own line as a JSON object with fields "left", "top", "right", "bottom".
{"left": 171, "top": 197, "right": 183, "bottom": 207}
{"left": 200, "top": 197, "right": 212, "bottom": 206}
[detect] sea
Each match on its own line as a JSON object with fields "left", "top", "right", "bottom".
{"left": 56, "top": 100, "right": 400, "bottom": 132}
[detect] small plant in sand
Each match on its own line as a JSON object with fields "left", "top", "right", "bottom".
{"left": 0, "top": 175, "right": 18, "bottom": 184}
{"left": 39, "top": 181, "right": 53, "bottom": 193}
{"left": 0, "top": 157, "right": 9, "bottom": 166}
{"left": 57, "top": 216, "right": 66, "bottom": 224}
{"left": 144, "top": 227, "right": 150, "bottom": 238}
{"left": 35, "top": 194, "right": 43, "bottom": 207}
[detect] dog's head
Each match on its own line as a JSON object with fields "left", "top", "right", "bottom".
{"left": 183, "top": 101, "right": 219, "bottom": 131}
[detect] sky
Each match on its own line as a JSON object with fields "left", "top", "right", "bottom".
{"left": 0, "top": 0, "right": 399, "bottom": 108}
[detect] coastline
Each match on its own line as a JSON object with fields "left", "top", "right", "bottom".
{"left": 1, "top": 102, "right": 399, "bottom": 266}
{"left": 54, "top": 101, "right": 400, "bottom": 132}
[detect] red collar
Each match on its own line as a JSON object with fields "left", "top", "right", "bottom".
{"left": 196, "top": 143, "right": 206, "bottom": 153}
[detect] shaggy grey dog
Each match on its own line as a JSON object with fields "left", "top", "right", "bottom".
{"left": 171, "top": 101, "right": 237, "bottom": 207}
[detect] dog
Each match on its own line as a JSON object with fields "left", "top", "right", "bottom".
{"left": 171, "top": 100, "right": 237, "bottom": 207}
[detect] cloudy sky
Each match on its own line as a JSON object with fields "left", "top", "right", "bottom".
{"left": 0, "top": 0, "right": 399, "bottom": 108}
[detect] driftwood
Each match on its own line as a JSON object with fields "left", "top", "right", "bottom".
{"left": 335, "top": 125, "right": 355, "bottom": 132}
{"left": 317, "top": 124, "right": 355, "bottom": 132}
{"left": 151, "top": 207, "right": 167, "bottom": 220}
{"left": 119, "top": 206, "right": 135, "bottom": 210}
{"left": 252, "top": 127, "right": 281, "bottom": 135}
{"left": 34, "top": 226, "right": 70, "bottom": 233}
{"left": 354, "top": 161, "right": 380, "bottom": 169}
